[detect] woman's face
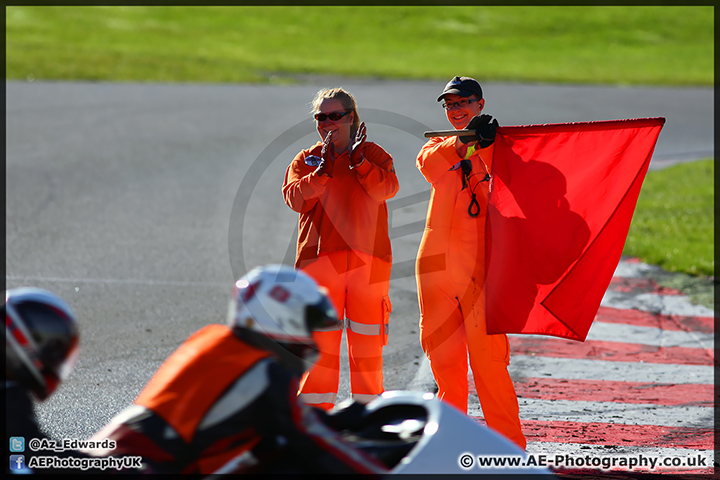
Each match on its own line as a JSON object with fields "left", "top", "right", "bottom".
{"left": 315, "top": 98, "right": 354, "bottom": 153}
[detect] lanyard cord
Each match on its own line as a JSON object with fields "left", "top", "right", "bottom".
{"left": 460, "top": 158, "right": 491, "bottom": 218}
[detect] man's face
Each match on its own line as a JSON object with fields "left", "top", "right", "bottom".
{"left": 442, "top": 93, "right": 484, "bottom": 130}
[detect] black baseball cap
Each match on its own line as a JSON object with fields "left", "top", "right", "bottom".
{"left": 437, "top": 76, "right": 483, "bottom": 102}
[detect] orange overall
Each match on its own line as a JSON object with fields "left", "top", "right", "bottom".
{"left": 283, "top": 141, "right": 398, "bottom": 410}
{"left": 415, "top": 136, "right": 526, "bottom": 449}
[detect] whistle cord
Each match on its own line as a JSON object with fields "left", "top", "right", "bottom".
{"left": 460, "top": 163, "right": 491, "bottom": 219}
{"left": 468, "top": 193, "right": 481, "bottom": 217}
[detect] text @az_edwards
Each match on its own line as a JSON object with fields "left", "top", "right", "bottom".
{"left": 28, "top": 437, "right": 115, "bottom": 452}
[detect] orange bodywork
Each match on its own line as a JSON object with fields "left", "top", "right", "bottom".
{"left": 134, "top": 325, "right": 271, "bottom": 473}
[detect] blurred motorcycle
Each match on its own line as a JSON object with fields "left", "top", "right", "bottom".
{"left": 331, "top": 390, "right": 554, "bottom": 476}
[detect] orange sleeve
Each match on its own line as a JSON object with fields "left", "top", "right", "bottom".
{"left": 135, "top": 325, "right": 271, "bottom": 443}
{"left": 283, "top": 145, "right": 331, "bottom": 213}
{"left": 352, "top": 142, "right": 399, "bottom": 203}
{"left": 416, "top": 136, "right": 461, "bottom": 184}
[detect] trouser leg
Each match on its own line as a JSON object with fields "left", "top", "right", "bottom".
{"left": 345, "top": 252, "right": 390, "bottom": 403}
{"left": 298, "top": 253, "right": 346, "bottom": 410}
{"left": 417, "top": 272, "right": 469, "bottom": 412}
{"left": 462, "top": 287, "right": 526, "bottom": 450}
{"left": 298, "top": 329, "right": 342, "bottom": 410}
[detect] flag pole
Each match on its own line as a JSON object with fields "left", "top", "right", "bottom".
{"left": 424, "top": 129, "right": 476, "bottom": 138}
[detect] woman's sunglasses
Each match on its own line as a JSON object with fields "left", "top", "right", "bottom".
{"left": 314, "top": 110, "right": 351, "bottom": 122}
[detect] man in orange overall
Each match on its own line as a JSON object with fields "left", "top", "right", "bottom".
{"left": 283, "top": 88, "right": 399, "bottom": 410}
{"left": 415, "top": 76, "right": 526, "bottom": 449}
{"left": 84, "top": 265, "right": 387, "bottom": 475}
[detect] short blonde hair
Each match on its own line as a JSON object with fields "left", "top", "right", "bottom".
{"left": 311, "top": 87, "right": 361, "bottom": 134}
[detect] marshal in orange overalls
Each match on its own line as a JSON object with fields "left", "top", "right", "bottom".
{"left": 416, "top": 136, "right": 526, "bottom": 449}
{"left": 283, "top": 141, "right": 398, "bottom": 410}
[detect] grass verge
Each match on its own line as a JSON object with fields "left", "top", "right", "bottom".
{"left": 624, "top": 159, "right": 714, "bottom": 280}
{"left": 6, "top": 6, "right": 713, "bottom": 86}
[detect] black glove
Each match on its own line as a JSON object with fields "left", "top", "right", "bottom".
{"left": 461, "top": 114, "right": 498, "bottom": 148}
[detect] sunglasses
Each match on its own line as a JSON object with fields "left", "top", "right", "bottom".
{"left": 314, "top": 110, "right": 351, "bottom": 122}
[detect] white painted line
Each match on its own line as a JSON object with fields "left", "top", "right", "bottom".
{"left": 586, "top": 322, "right": 714, "bottom": 349}
{"left": 6, "top": 275, "right": 228, "bottom": 288}
{"left": 660, "top": 295, "right": 715, "bottom": 318}
{"left": 503, "top": 398, "right": 710, "bottom": 428}
{"left": 613, "top": 260, "right": 661, "bottom": 279}
{"left": 509, "top": 356, "right": 714, "bottom": 385}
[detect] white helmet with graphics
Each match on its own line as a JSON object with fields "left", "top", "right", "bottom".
{"left": 228, "top": 264, "right": 339, "bottom": 374}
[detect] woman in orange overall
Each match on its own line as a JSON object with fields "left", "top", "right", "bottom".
{"left": 415, "top": 76, "right": 525, "bottom": 449}
{"left": 283, "top": 88, "right": 399, "bottom": 410}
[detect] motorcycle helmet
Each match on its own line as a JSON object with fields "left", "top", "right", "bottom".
{"left": 5, "top": 288, "right": 80, "bottom": 401}
{"left": 228, "top": 264, "right": 339, "bottom": 375}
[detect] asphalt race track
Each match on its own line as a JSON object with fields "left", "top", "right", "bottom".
{"left": 5, "top": 79, "right": 713, "bottom": 447}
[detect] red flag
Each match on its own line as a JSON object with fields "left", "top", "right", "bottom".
{"left": 485, "top": 118, "right": 665, "bottom": 341}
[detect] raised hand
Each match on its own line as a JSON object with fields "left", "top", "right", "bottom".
{"left": 349, "top": 122, "right": 367, "bottom": 168}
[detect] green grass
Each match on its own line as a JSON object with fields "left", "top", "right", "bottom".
{"left": 6, "top": 6, "right": 714, "bottom": 86}
{"left": 624, "top": 160, "right": 714, "bottom": 277}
